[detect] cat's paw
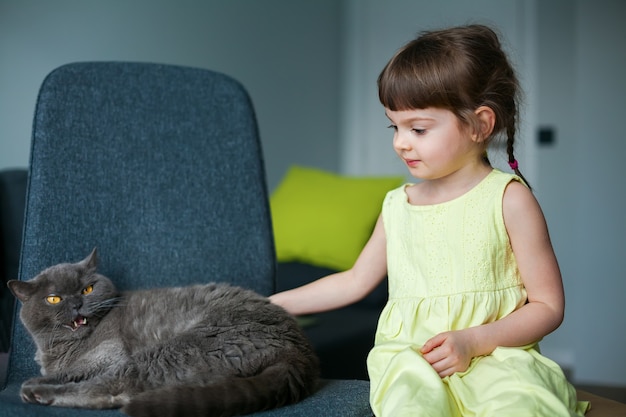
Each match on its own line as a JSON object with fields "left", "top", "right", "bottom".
{"left": 20, "top": 382, "right": 56, "bottom": 405}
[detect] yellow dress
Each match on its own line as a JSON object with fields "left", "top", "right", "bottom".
{"left": 367, "top": 169, "right": 589, "bottom": 416}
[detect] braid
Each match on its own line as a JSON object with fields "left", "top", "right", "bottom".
{"left": 506, "top": 125, "right": 531, "bottom": 189}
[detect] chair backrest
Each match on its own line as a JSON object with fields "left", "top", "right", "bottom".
{"left": 6, "top": 62, "right": 276, "bottom": 383}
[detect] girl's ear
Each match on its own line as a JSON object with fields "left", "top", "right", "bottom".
{"left": 472, "top": 106, "right": 496, "bottom": 143}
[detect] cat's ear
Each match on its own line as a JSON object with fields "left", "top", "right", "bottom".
{"left": 78, "top": 248, "right": 98, "bottom": 273}
{"left": 7, "top": 280, "right": 37, "bottom": 302}
{"left": 81, "top": 247, "right": 98, "bottom": 272}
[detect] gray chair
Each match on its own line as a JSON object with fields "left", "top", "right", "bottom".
{"left": 0, "top": 62, "right": 371, "bottom": 416}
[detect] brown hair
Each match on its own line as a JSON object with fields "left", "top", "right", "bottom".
{"left": 378, "top": 24, "right": 529, "bottom": 186}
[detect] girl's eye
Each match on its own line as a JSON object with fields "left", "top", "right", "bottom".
{"left": 46, "top": 295, "right": 62, "bottom": 305}
{"left": 413, "top": 128, "right": 426, "bottom": 135}
{"left": 387, "top": 124, "right": 398, "bottom": 131}
{"left": 82, "top": 285, "right": 94, "bottom": 295}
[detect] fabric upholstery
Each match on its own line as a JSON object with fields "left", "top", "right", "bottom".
{"left": 0, "top": 62, "right": 371, "bottom": 416}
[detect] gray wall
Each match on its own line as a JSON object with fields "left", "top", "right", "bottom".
{"left": 0, "top": 0, "right": 342, "bottom": 190}
{"left": 557, "top": 0, "right": 624, "bottom": 385}
{"left": 531, "top": 0, "right": 626, "bottom": 386}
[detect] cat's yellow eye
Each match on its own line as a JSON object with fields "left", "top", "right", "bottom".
{"left": 82, "top": 285, "right": 93, "bottom": 295}
{"left": 46, "top": 295, "right": 62, "bottom": 305}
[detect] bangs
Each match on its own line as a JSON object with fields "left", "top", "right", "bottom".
{"left": 378, "top": 38, "right": 473, "bottom": 113}
{"left": 378, "top": 59, "right": 443, "bottom": 111}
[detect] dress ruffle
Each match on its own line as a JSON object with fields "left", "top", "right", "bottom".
{"left": 368, "top": 341, "right": 590, "bottom": 416}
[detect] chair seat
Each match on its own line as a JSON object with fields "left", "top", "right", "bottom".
{"left": 260, "top": 380, "right": 371, "bottom": 417}
{"left": 0, "top": 379, "right": 371, "bottom": 417}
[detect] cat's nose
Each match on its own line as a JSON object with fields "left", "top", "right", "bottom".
{"left": 70, "top": 298, "right": 83, "bottom": 312}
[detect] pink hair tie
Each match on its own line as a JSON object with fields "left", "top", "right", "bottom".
{"left": 508, "top": 159, "right": 519, "bottom": 170}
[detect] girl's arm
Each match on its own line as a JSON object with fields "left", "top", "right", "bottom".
{"left": 421, "top": 181, "right": 565, "bottom": 377}
{"left": 269, "top": 215, "right": 388, "bottom": 316}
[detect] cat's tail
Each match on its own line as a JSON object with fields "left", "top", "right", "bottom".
{"left": 121, "top": 358, "right": 319, "bottom": 417}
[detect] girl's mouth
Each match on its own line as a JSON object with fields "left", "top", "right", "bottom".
{"left": 405, "top": 159, "right": 420, "bottom": 167}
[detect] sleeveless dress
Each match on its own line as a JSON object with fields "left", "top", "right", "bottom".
{"left": 367, "top": 169, "right": 589, "bottom": 416}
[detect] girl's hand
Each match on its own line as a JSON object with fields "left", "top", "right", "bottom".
{"left": 420, "top": 330, "right": 478, "bottom": 378}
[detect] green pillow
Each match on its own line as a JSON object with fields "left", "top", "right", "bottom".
{"left": 270, "top": 165, "right": 404, "bottom": 271}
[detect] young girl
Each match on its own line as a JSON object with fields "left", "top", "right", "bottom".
{"left": 270, "top": 25, "right": 589, "bottom": 416}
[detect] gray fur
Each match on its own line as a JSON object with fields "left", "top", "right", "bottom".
{"left": 8, "top": 249, "right": 319, "bottom": 416}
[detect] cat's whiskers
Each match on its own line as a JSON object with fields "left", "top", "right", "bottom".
{"left": 28, "top": 321, "right": 62, "bottom": 352}
{"left": 90, "top": 297, "right": 122, "bottom": 318}
{"left": 48, "top": 323, "right": 63, "bottom": 350}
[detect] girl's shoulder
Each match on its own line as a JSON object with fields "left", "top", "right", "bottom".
{"left": 486, "top": 168, "right": 522, "bottom": 187}
{"left": 481, "top": 169, "right": 528, "bottom": 202}
{"left": 502, "top": 177, "right": 539, "bottom": 218}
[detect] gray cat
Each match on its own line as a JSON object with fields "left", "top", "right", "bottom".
{"left": 7, "top": 249, "right": 319, "bottom": 416}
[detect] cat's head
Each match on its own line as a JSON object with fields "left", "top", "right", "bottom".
{"left": 7, "top": 248, "right": 118, "bottom": 343}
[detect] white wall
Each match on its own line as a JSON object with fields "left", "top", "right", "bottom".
{"left": 0, "top": 0, "right": 343, "bottom": 189}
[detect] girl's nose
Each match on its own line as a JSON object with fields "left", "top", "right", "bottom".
{"left": 393, "top": 131, "right": 412, "bottom": 151}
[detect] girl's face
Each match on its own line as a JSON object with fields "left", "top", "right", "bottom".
{"left": 386, "top": 107, "right": 482, "bottom": 180}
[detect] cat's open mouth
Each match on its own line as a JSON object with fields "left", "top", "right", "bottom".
{"left": 67, "top": 316, "right": 88, "bottom": 331}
